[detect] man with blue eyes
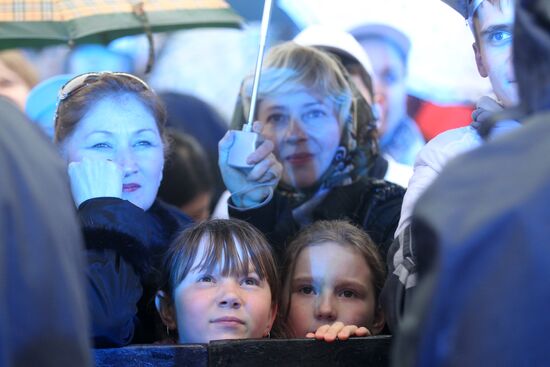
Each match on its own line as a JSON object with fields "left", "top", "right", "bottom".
{"left": 382, "top": 0, "right": 520, "bottom": 333}
{"left": 471, "top": 0, "right": 517, "bottom": 107}
{"left": 395, "top": 0, "right": 518, "bottom": 237}
{"left": 351, "top": 24, "right": 425, "bottom": 167}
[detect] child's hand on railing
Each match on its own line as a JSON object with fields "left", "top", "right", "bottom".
{"left": 306, "top": 321, "right": 371, "bottom": 342}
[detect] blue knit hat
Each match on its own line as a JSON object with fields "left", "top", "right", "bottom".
{"left": 25, "top": 74, "right": 73, "bottom": 140}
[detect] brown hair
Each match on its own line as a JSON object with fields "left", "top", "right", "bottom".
{"left": 279, "top": 220, "right": 386, "bottom": 321}
{"left": 324, "top": 50, "right": 379, "bottom": 157}
{"left": 157, "top": 130, "right": 214, "bottom": 208}
{"left": 54, "top": 72, "right": 167, "bottom": 146}
{"left": 0, "top": 50, "right": 39, "bottom": 89}
{"left": 472, "top": 0, "right": 508, "bottom": 42}
{"left": 159, "top": 219, "right": 280, "bottom": 309}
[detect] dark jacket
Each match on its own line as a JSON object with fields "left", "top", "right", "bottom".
{"left": 229, "top": 178, "right": 404, "bottom": 263}
{"left": 80, "top": 197, "right": 191, "bottom": 347}
{"left": 393, "top": 111, "right": 550, "bottom": 367}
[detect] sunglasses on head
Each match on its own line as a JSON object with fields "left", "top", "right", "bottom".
{"left": 58, "top": 71, "right": 151, "bottom": 102}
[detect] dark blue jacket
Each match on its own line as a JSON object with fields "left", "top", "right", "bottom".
{"left": 80, "top": 197, "right": 191, "bottom": 347}
{"left": 395, "top": 111, "right": 550, "bottom": 367}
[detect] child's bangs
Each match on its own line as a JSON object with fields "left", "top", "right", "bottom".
{"left": 192, "top": 232, "right": 268, "bottom": 280}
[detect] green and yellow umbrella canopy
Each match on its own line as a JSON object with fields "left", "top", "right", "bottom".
{"left": 0, "top": 0, "right": 242, "bottom": 49}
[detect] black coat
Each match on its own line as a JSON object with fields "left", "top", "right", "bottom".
{"left": 80, "top": 197, "right": 192, "bottom": 347}
{"left": 229, "top": 178, "right": 404, "bottom": 263}
{"left": 395, "top": 111, "right": 550, "bottom": 367}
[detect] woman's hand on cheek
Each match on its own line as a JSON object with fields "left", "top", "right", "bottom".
{"left": 67, "top": 157, "right": 123, "bottom": 207}
{"left": 218, "top": 123, "right": 282, "bottom": 208}
{"left": 306, "top": 321, "right": 371, "bottom": 342}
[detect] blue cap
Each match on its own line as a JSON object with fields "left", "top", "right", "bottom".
{"left": 25, "top": 74, "right": 74, "bottom": 140}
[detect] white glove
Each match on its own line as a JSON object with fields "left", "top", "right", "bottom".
{"left": 218, "top": 121, "right": 282, "bottom": 208}
{"left": 472, "top": 96, "right": 503, "bottom": 124}
{"left": 67, "top": 157, "right": 123, "bottom": 207}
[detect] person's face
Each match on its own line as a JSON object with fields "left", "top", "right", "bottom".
{"left": 257, "top": 90, "right": 342, "bottom": 189}
{"left": 360, "top": 39, "right": 407, "bottom": 138}
{"left": 61, "top": 95, "right": 164, "bottom": 211}
{"left": 0, "top": 60, "right": 31, "bottom": 111}
{"left": 286, "top": 242, "right": 380, "bottom": 337}
{"left": 473, "top": 0, "right": 518, "bottom": 107}
{"left": 171, "top": 238, "right": 276, "bottom": 343}
{"left": 180, "top": 191, "right": 211, "bottom": 222}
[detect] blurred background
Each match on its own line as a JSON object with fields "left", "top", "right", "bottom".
{"left": 1, "top": 0, "right": 491, "bottom": 141}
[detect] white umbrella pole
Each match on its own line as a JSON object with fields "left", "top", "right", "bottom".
{"left": 227, "top": 0, "right": 273, "bottom": 168}
{"left": 244, "top": 0, "right": 273, "bottom": 130}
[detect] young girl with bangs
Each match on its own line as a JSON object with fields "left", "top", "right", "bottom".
{"left": 278, "top": 220, "right": 386, "bottom": 342}
{"left": 155, "top": 219, "right": 279, "bottom": 343}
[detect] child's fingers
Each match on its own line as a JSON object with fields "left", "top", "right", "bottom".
{"left": 305, "top": 332, "right": 316, "bottom": 339}
{"left": 336, "top": 325, "right": 360, "bottom": 341}
{"left": 355, "top": 326, "right": 371, "bottom": 337}
{"left": 336, "top": 326, "right": 371, "bottom": 341}
{"left": 318, "top": 322, "right": 345, "bottom": 342}
{"left": 313, "top": 324, "right": 331, "bottom": 340}
{"left": 312, "top": 322, "right": 369, "bottom": 343}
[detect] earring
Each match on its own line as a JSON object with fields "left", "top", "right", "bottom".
{"left": 166, "top": 326, "right": 170, "bottom": 336}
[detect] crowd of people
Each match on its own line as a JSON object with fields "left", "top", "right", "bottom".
{"left": 2, "top": 0, "right": 549, "bottom": 365}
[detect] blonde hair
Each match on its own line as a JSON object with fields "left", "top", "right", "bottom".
{"left": 241, "top": 42, "right": 353, "bottom": 125}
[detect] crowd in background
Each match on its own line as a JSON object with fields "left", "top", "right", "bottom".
{"left": 1, "top": 0, "right": 549, "bottom": 365}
